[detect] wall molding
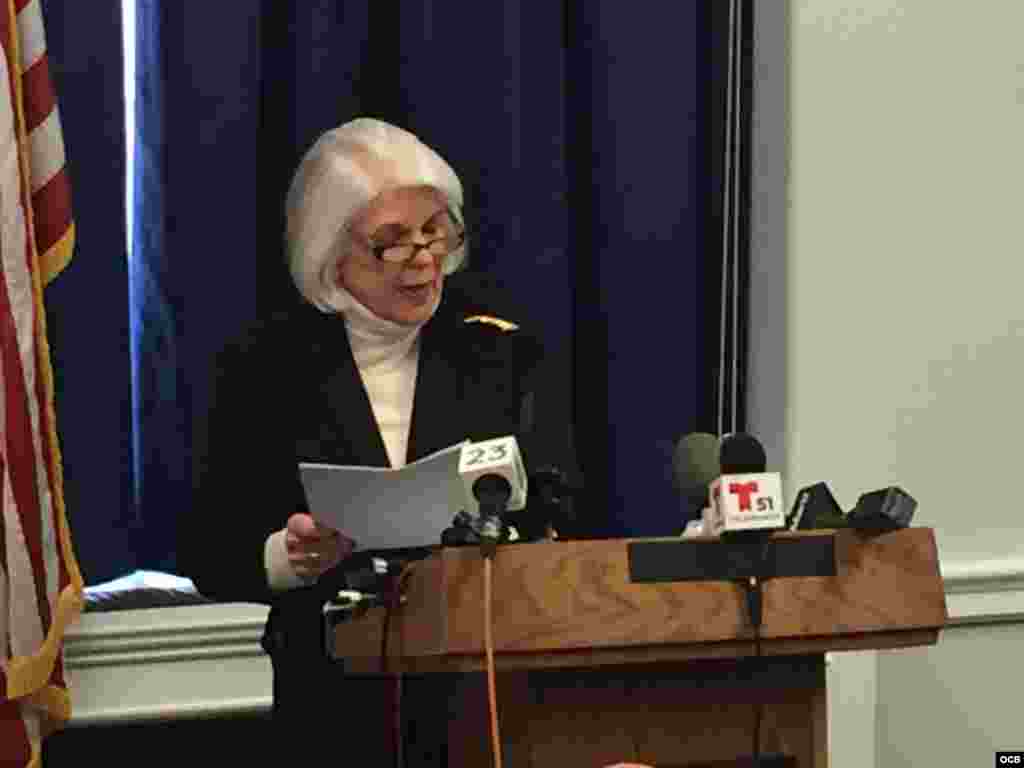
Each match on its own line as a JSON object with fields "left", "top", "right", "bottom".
{"left": 941, "top": 557, "right": 1024, "bottom": 594}
{"left": 940, "top": 557, "right": 1024, "bottom": 627}
{"left": 65, "top": 603, "right": 272, "bottom": 726}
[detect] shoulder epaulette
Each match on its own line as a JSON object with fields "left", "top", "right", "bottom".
{"left": 463, "top": 314, "right": 519, "bottom": 332}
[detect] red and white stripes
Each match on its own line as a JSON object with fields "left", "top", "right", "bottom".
{"left": 0, "top": 1, "right": 81, "bottom": 766}
{"left": 16, "top": 0, "right": 73, "bottom": 285}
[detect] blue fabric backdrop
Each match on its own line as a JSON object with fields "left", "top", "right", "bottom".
{"left": 47, "top": 1, "right": 727, "bottom": 582}
{"left": 42, "top": 0, "right": 134, "bottom": 585}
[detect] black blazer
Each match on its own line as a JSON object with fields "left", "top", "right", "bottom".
{"left": 182, "top": 271, "right": 575, "bottom": 663}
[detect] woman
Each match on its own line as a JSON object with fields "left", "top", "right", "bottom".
{"left": 183, "top": 118, "right": 574, "bottom": 758}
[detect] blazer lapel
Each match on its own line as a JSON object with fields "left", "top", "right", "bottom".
{"left": 303, "top": 315, "right": 391, "bottom": 468}
{"left": 300, "top": 300, "right": 474, "bottom": 468}
{"left": 406, "top": 314, "right": 466, "bottom": 463}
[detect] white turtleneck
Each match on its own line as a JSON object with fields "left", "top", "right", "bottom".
{"left": 341, "top": 287, "right": 423, "bottom": 469}
{"left": 264, "top": 285, "right": 440, "bottom": 591}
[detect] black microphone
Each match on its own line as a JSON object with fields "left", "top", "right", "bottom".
{"left": 713, "top": 433, "right": 784, "bottom": 536}
{"left": 716, "top": 431, "right": 775, "bottom": 768}
{"left": 719, "top": 432, "right": 767, "bottom": 474}
{"left": 706, "top": 432, "right": 781, "bottom": 634}
{"left": 473, "top": 474, "right": 512, "bottom": 558}
{"left": 514, "top": 465, "right": 568, "bottom": 540}
{"left": 531, "top": 466, "right": 565, "bottom": 507}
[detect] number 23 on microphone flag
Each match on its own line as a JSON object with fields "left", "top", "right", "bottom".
{"left": 0, "top": 1, "right": 84, "bottom": 766}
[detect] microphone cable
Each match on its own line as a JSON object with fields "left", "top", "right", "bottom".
{"left": 746, "top": 573, "right": 765, "bottom": 766}
{"left": 471, "top": 473, "right": 510, "bottom": 767}
{"left": 483, "top": 552, "right": 503, "bottom": 768}
{"left": 380, "top": 561, "right": 417, "bottom": 768}
{"left": 742, "top": 532, "right": 778, "bottom": 767}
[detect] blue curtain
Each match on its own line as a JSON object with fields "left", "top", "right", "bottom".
{"left": 122, "top": 1, "right": 726, "bottom": 579}
{"left": 42, "top": 1, "right": 135, "bottom": 586}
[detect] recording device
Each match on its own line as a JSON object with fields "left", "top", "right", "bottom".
{"left": 788, "top": 482, "right": 846, "bottom": 530}
{"left": 788, "top": 482, "right": 916, "bottom": 532}
{"left": 847, "top": 486, "right": 916, "bottom": 531}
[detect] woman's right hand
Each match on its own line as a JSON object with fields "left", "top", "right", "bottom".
{"left": 285, "top": 513, "right": 355, "bottom": 580}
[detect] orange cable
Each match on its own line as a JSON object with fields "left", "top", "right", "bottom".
{"left": 484, "top": 555, "right": 503, "bottom": 768}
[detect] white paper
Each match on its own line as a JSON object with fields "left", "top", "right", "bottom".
{"left": 299, "top": 441, "right": 469, "bottom": 551}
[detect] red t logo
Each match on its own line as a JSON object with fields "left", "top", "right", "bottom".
{"left": 728, "top": 481, "right": 760, "bottom": 511}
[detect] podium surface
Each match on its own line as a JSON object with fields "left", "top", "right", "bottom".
{"left": 331, "top": 528, "right": 946, "bottom": 766}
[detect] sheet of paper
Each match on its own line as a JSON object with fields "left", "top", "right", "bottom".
{"left": 299, "top": 441, "right": 469, "bottom": 552}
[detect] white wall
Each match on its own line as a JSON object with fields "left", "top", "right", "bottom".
{"left": 751, "top": 1, "right": 1024, "bottom": 766}
{"left": 784, "top": 0, "right": 1024, "bottom": 565}
{"left": 876, "top": 622, "right": 1024, "bottom": 767}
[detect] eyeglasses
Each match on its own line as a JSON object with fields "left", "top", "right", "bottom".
{"left": 350, "top": 207, "right": 467, "bottom": 265}
{"left": 368, "top": 229, "right": 466, "bottom": 264}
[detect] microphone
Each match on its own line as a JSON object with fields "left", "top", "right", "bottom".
{"left": 719, "top": 432, "right": 767, "bottom": 474}
{"left": 474, "top": 474, "right": 512, "bottom": 557}
{"left": 672, "top": 432, "right": 721, "bottom": 528}
{"left": 711, "top": 434, "right": 784, "bottom": 768}
{"left": 708, "top": 433, "right": 785, "bottom": 537}
{"left": 457, "top": 436, "right": 528, "bottom": 557}
{"left": 512, "top": 465, "right": 567, "bottom": 540}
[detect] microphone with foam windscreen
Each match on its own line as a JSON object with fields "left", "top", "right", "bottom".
{"left": 708, "top": 433, "right": 785, "bottom": 537}
{"left": 672, "top": 433, "right": 720, "bottom": 531}
{"left": 719, "top": 432, "right": 767, "bottom": 474}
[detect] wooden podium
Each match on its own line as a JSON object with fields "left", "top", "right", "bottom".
{"left": 330, "top": 529, "right": 947, "bottom": 767}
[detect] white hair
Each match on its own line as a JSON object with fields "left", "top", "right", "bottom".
{"left": 284, "top": 117, "right": 468, "bottom": 311}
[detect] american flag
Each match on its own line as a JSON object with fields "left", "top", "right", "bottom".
{"left": 0, "top": 1, "right": 83, "bottom": 766}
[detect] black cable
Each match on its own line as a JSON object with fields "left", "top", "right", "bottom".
{"left": 745, "top": 574, "right": 765, "bottom": 766}
{"left": 753, "top": 611, "right": 764, "bottom": 766}
{"left": 380, "top": 562, "right": 415, "bottom": 768}
{"left": 742, "top": 531, "right": 771, "bottom": 767}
